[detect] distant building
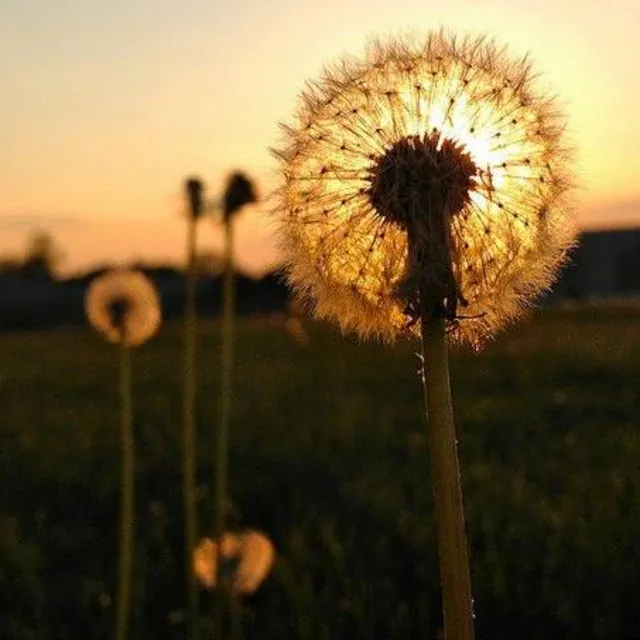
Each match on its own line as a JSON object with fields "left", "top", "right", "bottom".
{"left": 554, "top": 228, "right": 640, "bottom": 299}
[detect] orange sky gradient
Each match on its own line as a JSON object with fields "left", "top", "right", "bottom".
{"left": 2, "top": 0, "right": 639, "bottom": 276}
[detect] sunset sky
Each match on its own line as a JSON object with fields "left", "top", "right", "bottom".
{"left": 2, "top": 0, "right": 639, "bottom": 275}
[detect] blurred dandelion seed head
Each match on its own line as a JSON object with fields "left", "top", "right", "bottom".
{"left": 85, "top": 269, "right": 161, "bottom": 347}
{"left": 273, "top": 30, "right": 576, "bottom": 346}
{"left": 193, "top": 530, "right": 275, "bottom": 596}
{"left": 185, "top": 177, "right": 205, "bottom": 220}
{"left": 223, "top": 172, "right": 258, "bottom": 220}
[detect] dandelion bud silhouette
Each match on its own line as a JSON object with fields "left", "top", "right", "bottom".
{"left": 223, "top": 172, "right": 257, "bottom": 220}
{"left": 185, "top": 177, "right": 205, "bottom": 220}
{"left": 273, "top": 31, "right": 575, "bottom": 347}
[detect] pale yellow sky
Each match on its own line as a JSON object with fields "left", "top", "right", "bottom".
{"left": 1, "top": 0, "right": 639, "bottom": 274}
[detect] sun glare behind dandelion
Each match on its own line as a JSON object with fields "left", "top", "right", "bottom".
{"left": 274, "top": 31, "right": 575, "bottom": 347}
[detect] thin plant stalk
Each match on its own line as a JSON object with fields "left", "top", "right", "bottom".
{"left": 229, "top": 596, "right": 243, "bottom": 640}
{"left": 420, "top": 315, "right": 475, "bottom": 640}
{"left": 182, "top": 214, "right": 199, "bottom": 639}
{"left": 115, "top": 338, "right": 134, "bottom": 640}
{"left": 213, "top": 217, "right": 235, "bottom": 636}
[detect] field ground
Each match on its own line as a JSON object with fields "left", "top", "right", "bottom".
{"left": 2, "top": 303, "right": 640, "bottom": 639}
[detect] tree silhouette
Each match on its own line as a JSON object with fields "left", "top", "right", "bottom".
{"left": 21, "top": 232, "right": 62, "bottom": 280}
{"left": 0, "top": 231, "right": 62, "bottom": 280}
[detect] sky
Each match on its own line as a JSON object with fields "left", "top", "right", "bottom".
{"left": 1, "top": 0, "right": 639, "bottom": 275}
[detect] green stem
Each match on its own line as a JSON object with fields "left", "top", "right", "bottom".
{"left": 183, "top": 216, "right": 199, "bottom": 639}
{"left": 213, "top": 218, "right": 235, "bottom": 637}
{"left": 420, "top": 316, "right": 475, "bottom": 640}
{"left": 229, "top": 595, "right": 242, "bottom": 640}
{"left": 115, "top": 342, "right": 134, "bottom": 640}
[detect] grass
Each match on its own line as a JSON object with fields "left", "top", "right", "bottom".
{"left": 1, "top": 304, "right": 640, "bottom": 639}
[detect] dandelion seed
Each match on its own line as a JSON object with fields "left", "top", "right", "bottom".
{"left": 285, "top": 299, "right": 310, "bottom": 344}
{"left": 193, "top": 531, "right": 275, "bottom": 596}
{"left": 273, "top": 31, "right": 575, "bottom": 347}
{"left": 85, "top": 269, "right": 161, "bottom": 347}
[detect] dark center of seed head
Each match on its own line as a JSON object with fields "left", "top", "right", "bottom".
{"left": 368, "top": 132, "right": 478, "bottom": 228}
{"left": 368, "top": 132, "right": 478, "bottom": 321}
{"left": 108, "top": 298, "right": 130, "bottom": 329}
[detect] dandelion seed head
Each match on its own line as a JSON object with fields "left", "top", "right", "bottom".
{"left": 273, "top": 30, "right": 576, "bottom": 347}
{"left": 223, "top": 172, "right": 258, "bottom": 220}
{"left": 193, "top": 530, "right": 275, "bottom": 595}
{"left": 85, "top": 269, "right": 161, "bottom": 347}
{"left": 185, "top": 177, "right": 205, "bottom": 219}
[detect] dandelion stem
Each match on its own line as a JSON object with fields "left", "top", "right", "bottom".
{"left": 230, "top": 595, "right": 243, "bottom": 640}
{"left": 420, "top": 315, "right": 475, "bottom": 640}
{"left": 115, "top": 341, "right": 134, "bottom": 640}
{"left": 183, "top": 214, "right": 199, "bottom": 639}
{"left": 214, "top": 218, "right": 235, "bottom": 637}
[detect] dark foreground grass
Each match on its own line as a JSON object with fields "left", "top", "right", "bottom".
{"left": 1, "top": 304, "right": 640, "bottom": 639}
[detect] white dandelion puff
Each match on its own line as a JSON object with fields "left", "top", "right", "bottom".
{"left": 273, "top": 30, "right": 576, "bottom": 347}
{"left": 85, "top": 269, "right": 161, "bottom": 347}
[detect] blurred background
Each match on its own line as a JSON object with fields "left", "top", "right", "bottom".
{"left": 1, "top": 1, "right": 639, "bottom": 639}
{"left": 1, "top": 0, "right": 639, "bottom": 275}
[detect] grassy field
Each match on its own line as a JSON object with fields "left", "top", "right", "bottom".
{"left": 2, "top": 304, "right": 640, "bottom": 639}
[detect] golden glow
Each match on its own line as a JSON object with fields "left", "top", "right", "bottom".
{"left": 1, "top": 0, "right": 638, "bottom": 276}
{"left": 193, "top": 531, "right": 275, "bottom": 595}
{"left": 276, "top": 33, "right": 575, "bottom": 345}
